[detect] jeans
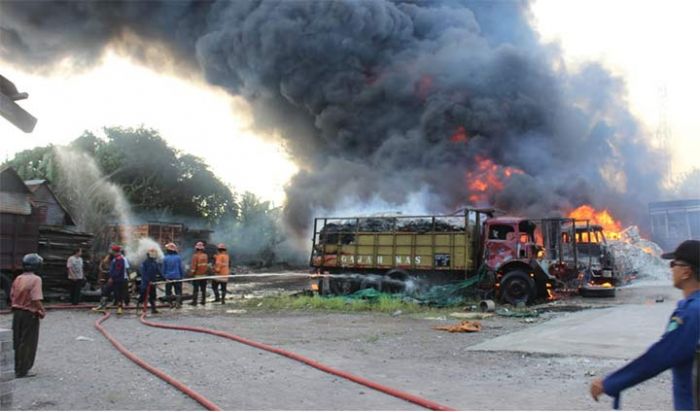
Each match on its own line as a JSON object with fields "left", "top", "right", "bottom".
{"left": 138, "top": 281, "right": 157, "bottom": 310}
{"left": 165, "top": 281, "right": 182, "bottom": 304}
{"left": 102, "top": 281, "right": 125, "bottom": 306}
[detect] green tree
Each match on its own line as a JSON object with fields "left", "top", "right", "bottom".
{"left": 3, "top": 126, "right": 239, "bottom": 225}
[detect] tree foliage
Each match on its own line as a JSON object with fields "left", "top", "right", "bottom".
{"left": 3, "top": 126, "right": 294, "bottom": 266}
{"left": 5, "top": 126, "right": 239, "bottom": 224}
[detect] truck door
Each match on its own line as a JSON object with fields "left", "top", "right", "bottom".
{"left": 483, "top": 223, "right": 518, "bottom": 269}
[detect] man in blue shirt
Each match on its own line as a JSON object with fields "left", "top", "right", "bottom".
{"left": 162, "top": 242, "right": 184, "bottom": 308}
{"left": 137, "top": 248, "right": 162, "bottom": 314}
{"left": 590, "top": 239, "right": 700, "bottom": 410}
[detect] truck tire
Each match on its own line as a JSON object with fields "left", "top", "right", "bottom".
{"left": 383, "top": 270, "right": 408, "bottom": 293}
{"left": 359, "top": 277, "right": 382, "bottom": 292}
{"left": 329, "top": 277, "right": 358, "bottom": 295}
{"left": 500, "top": 270, "right": 535, "bottom": 305}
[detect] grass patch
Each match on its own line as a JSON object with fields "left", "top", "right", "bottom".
{"left": 236, "top": 294, "right": 453, "bottom": 315}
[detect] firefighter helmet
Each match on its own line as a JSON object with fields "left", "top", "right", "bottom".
{"left": 111, "top": 244, "right": 122, "bottom": 253}
{"left": 217, "top": 243, "right": 227, "bottom": 250}
{"left": 165, "top": 242, "right": 178, "bottom": 252}
{"left": 195, "top": 241, "right": 205, "bottom": 250}
{"left": 22, "top": 253, "right": 43, "bottom": 272}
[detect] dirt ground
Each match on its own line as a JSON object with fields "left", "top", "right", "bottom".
{"left": 0, "top": 275, "right": 674, "bottom": 410}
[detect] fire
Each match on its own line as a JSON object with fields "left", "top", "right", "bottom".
{"left": 450, "top": 126, "right": 468, "bottom": 143}
{"left": 466, "top": 156, "right": 524, "bottom": 204}
{"left": 568, "top": 205, "right": 623, "bottom": 240}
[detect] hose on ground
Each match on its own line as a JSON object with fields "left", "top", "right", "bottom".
{"left": 94, "top": 311, "right": 221, "bottom": 411}
{"left": 138, "top": 301, "right": 455, "bottom": 410}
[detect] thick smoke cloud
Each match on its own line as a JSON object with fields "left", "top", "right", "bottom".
{"left": 0, "top": 0, "right": 668, "bottom": 237}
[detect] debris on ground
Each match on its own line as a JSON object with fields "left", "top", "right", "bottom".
{"left": 433, "top": 320, "right": 482, "bottom": 333}
{"left": 449, "top": 312, "right": 493, "bottom": 320}
{"left": 226, "top": 309, "right": 247, "bottom": 314}
{"left": 495, "top": 307, "right": 540, "bottom": 318}
{"left": 75, "top": 336, "right": 94, "bottom": 342}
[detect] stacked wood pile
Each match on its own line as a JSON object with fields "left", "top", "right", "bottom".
{"left": 37, "top": 226, "right": 94, "bottom": 294}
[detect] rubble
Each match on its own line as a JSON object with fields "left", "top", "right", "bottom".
{"left": 608, "top": 226, "right": 668, "bottom": 283}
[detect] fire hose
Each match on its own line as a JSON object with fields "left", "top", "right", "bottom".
{"left": 136, "top": 282, "right": 456, "bottom": 411}
{"left": 4, "top": 280, "right": 456, "bottom": 411}
{"left": 94, "top": 310, "right": 221, "bottom": 411}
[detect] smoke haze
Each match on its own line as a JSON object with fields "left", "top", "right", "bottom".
{"left": 0, "top": 0, "right": 669, "bottom": 238}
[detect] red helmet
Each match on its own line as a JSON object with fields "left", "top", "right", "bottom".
{"left": 195, "top": 241, "right": 205, "bottom": 250}
{"left": 217, "top": 243, "right": 227, "bottom": 250}
{"left": 111, "top": 244, "right": 122, "bottom": 253}
{"left": 165, "top": 242, "right": 178, "bottom": 252}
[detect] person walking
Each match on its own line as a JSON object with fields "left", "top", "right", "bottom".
{"left": 11, "top": 253, "right": 46, "bottom": 378}
{"left": 137, "top": 248, "right": 161, "bottom": 314}
{"left": 66, "top": 248, "right": 84, "bottom": 305}
{"left": 590, "top": 239, "right": 700, "bottom": 410}
{"left": 163, "top": 242, "right": 184, "bottom": 308}
{"left": 93, "top": 245, "right": 127, "bottom": 314}
{"left": 212, "top": 243, "right": 230, "bottom": 304}
{"left": 189, "top": 241, "right": 209, "bottom": 306}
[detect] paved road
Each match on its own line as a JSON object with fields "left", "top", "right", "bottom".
{"left": 469, "top": 285, "right": 683, "bottom": 359}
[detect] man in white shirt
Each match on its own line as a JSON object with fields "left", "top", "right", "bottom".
{"left": 66, "top": 248, "right": 84, "bottom": 305}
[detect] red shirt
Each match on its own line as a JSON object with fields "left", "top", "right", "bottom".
{"left": 11, "top": 272, "right": 43, "bottom": 314}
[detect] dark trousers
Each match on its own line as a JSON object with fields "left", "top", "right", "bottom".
{"left": 165, "top": 282, "right": 182, "bottom": 303}
{"left": 191, "top": 278, "right": 206, "bottom": 304}
{"left": 102, "top": 281, "right": 125, "bottom": 306}
{"left": 212, "top": 281, "right": 227, "bottom": 301}
{"left": 122, "top": 281, "right": 130, "bottom": 305}
{"left": 138, "top": 281, "right": 156, "bottom": 310}
{"left": 69, "top": 279, "right": 84, "bottom": 305}
{"left": 13, "top": 309, "right": 40, "bottom": 377}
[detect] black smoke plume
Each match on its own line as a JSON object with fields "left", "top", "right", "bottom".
{"left": 0, "top": 0, "right": 668, "bottom": 237}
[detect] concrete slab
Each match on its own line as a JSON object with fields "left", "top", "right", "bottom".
{"left": 469, "top": 288, "right": 684, "bottom": 359}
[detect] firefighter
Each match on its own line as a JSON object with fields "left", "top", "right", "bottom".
{"left": 189, "top": 241, "right": 208, "bottom": 306}
{"left": 590, "top": 240, "right": 700, "bottom": 410}
{"left": 93, "top": 245, "right": 127, "bottom": 314}
{"left": 163, "top": 242, "right": 184, "bottom": 308}
{"left": 212, "top": 243, "right": 230, "bottom": 304}
{"left": 11, "top": 253, "right": 46, "bottom": 378}
{"left": 137, "top": 248, "right": 161, "bottom": 314}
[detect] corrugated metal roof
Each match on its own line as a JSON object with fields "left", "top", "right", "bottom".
{"left": 0, "top": 192, "right": 32, "bottom": 215}
{"left": 24, "top": 180, "right": 45, "bottom": 192}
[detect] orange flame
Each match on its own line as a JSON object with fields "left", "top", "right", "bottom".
{"left": 568, "top": 205, "right": 623, "bottom": 240}
{"left": 466, "top": 156, "right": 524, "bottom": 205}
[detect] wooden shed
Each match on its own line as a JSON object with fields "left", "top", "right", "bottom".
{"left": 24, "top": 179, "right": 75, "bottom": 226}
{"left": 0, "top": 166, "right": 39, "bottom": 272}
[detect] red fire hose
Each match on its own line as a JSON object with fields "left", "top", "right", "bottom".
{"left": 94, "top": 311, "right": 221, "bottom": 411}
{"left": 4, "top": 284, "right": 455, "bottom": 411}
{"left": 138, "top": 284, "right": 454, "bottom": 412}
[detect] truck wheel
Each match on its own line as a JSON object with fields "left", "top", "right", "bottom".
{"left": 500, "top": 271, "right": 535, "bottom": 305}
{"left": 360, "top": 277, "right": 382, "bottom": 292}
{"left": 383, "top": 270, "right": 408, "bottom": 293}
{"left": 329, "top": 277, "right": 357, "bottom": 295}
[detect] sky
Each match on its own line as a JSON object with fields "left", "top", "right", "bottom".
{"left": 1, "top": 0, "right": 698, "bottom": 203}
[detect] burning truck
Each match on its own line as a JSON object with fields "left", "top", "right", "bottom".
{"left": 309, "top": 208, "right": 617, "bottom": 305}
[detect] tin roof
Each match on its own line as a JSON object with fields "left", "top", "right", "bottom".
{"left": 0, "top": 192, "right": 31, "bottom": 215}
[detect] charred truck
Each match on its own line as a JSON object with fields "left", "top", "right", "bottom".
{"left": 310, "top": 209, "right": 559, "bottom": 305}
{"left": 309, "top": 209, "right": 616, "bottom": 305}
